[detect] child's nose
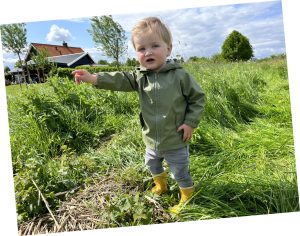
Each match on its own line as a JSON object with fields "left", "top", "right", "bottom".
{"left": 145, "top": 50, "right": 153, "bottom": 56}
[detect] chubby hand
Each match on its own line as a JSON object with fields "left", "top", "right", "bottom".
{"left": 72, "top": 69, "right": 97, "bottom": 85}
{"left": 177, "top": 124, "right": 194, "bottom": 142}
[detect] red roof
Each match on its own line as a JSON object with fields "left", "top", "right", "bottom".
{"left": 31, "top": 43, "right": 84, "bottom": 57}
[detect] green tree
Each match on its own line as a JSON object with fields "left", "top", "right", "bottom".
{"left": 98, "top": 59, "right": 109, "bottom": 65}
{"left": 109, "top": 61, "right": 121, "bottom": 67}
{"left": 210, "top": 53, "right": 225, "bottom": 63}
{"left": 221, "top": 30, "right": 254, "bottom": 61}
{"left": 29, "top": 48, "right": 54, "bottom": 83}
{"left": 188, "top": 56, "right": 199, "bottom": 62}
{"left": 125, "top": 58, "right": 139, "bottom": 67}
{"left": 14, "top": 60, "right": 23, "bottom": 68}
{"left": 0, "top": 23, "right": 30, "bottom": 82}
{"left": 4, "top": 66, "right": 10, "bottom": 73}
{"left": 88, "top": 15, "right": 127, "bottom": 68}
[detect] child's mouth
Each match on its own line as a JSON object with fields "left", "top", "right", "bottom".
{"left": 146, "top": 58, "right": 155, "bottom": 63}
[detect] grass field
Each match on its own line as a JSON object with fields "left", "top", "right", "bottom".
{"left": 6, "top": 58, "right": 299, "bottom": 234}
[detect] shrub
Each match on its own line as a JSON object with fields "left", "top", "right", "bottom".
{"left": 49, "top": 65, "right": 134, "bottom": 80}
{"left": 221, "top": 30, "right": 254, "bottom": 61}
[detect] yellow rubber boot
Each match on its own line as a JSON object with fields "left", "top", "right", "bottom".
{"left": 151, "top": 172, "right": 168, "bottom": 195}
{"left": 170, "top": 186, "right": 195, "bottom": 214}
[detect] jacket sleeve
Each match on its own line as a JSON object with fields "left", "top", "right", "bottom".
{"left": 94, "top": 71, "right": 138, "bottom": 92}
{"left": 181, "top": 72, "right": 206, "bottom": 128}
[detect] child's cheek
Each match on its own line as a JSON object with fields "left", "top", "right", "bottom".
{"left": 137, "top": 53, "right": 144, "bottom": 62}
{"left": 137, "top": 52, "right": 143, "bottom": 58}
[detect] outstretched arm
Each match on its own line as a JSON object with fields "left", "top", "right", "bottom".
{"left": 72, "top": 69, "right": 138, "bottom": 92}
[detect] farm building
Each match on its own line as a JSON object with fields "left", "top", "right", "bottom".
{"left": 25, "top": 42, "right": 96, "bottom": 68}
{"left": 9, "top": 42, "right": 96, "bottom": 83}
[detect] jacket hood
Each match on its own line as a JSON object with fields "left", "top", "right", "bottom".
{"left": 137, "top": 60, "right": 182, "bottom": 73}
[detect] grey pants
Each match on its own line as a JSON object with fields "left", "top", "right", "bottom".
{"left": 145, "top": 146, "right": 193, "bottom": 188}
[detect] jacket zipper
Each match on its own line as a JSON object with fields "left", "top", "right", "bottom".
{"left": 154, "top": 73, "right": 159, "bottom": 150}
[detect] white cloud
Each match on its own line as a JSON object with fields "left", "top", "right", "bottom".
{"left": 46, "top": 24, "right": 73, "bottom": 42}
{"left": 3, "top": 57, "right": 19, "bottom": 64}
{"left": 1, "top": 51, "right": 24, "bottom": 69}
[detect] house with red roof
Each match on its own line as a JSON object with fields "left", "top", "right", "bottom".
{"left": 8, "top": 42, "right": 96, "bottom": 83}
{"left": 25, "top": 42, "right": 96, "bottom": 68}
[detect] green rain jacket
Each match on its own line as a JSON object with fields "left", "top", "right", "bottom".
{"left": 95, "top": 61, "right": 205, "bottom": 151}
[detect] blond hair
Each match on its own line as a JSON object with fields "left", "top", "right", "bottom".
{"left": 131, "top": 17, "right": 172, "bottom": 49}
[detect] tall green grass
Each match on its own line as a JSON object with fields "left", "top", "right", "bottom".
{"left": 184, "top": 59, "right": 298, "bottom": 219}
{"left": 7, "top": 77, "right": 139, "bottom": 221}
{"left": 6, "top": 58, "right": 299, "bottom": 225}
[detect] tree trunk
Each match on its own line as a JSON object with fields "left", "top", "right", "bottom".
{"left": 41, "top": 69, "right": 45, "bottom": 82}
{"left": 25, "top": 61, "right": 32, "bottom": 84}
{"left": 17, "top": 53, "right": 25, "bottom": 87}
{"left": 36, "top": 69, "right": 41, "bottom": 83}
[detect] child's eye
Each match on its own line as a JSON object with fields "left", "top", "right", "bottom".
{"left": 137, "top": 47, "right": 145, "bottom": 52}
{"left": 153, "top": 44, "right": 160, "bottom": 48}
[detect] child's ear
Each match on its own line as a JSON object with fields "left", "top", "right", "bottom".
{"left": 167, "top": 44, "right": 173, "bottom": 56}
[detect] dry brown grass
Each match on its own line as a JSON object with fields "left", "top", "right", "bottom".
{"left": 18, "top": 176, "right": 119, "bottom": 235}
{"left": 18, "top": 173, "right": 172, "bottom": 235}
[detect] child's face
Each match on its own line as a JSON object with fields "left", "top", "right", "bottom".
{"left": 133, "top": 30, "right": 172, "bottom": 72}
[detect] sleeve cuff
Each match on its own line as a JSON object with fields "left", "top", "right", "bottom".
{"left": 183, "top": 119, "right": 198, "bottom": 128}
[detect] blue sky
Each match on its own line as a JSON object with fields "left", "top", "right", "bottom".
{"left": 2, "top": 0, "right": 285, "bottom": 69}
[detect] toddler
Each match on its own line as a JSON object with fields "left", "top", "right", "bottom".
{"left": 73, "top": 17, "right": 205, "bottom": 213}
